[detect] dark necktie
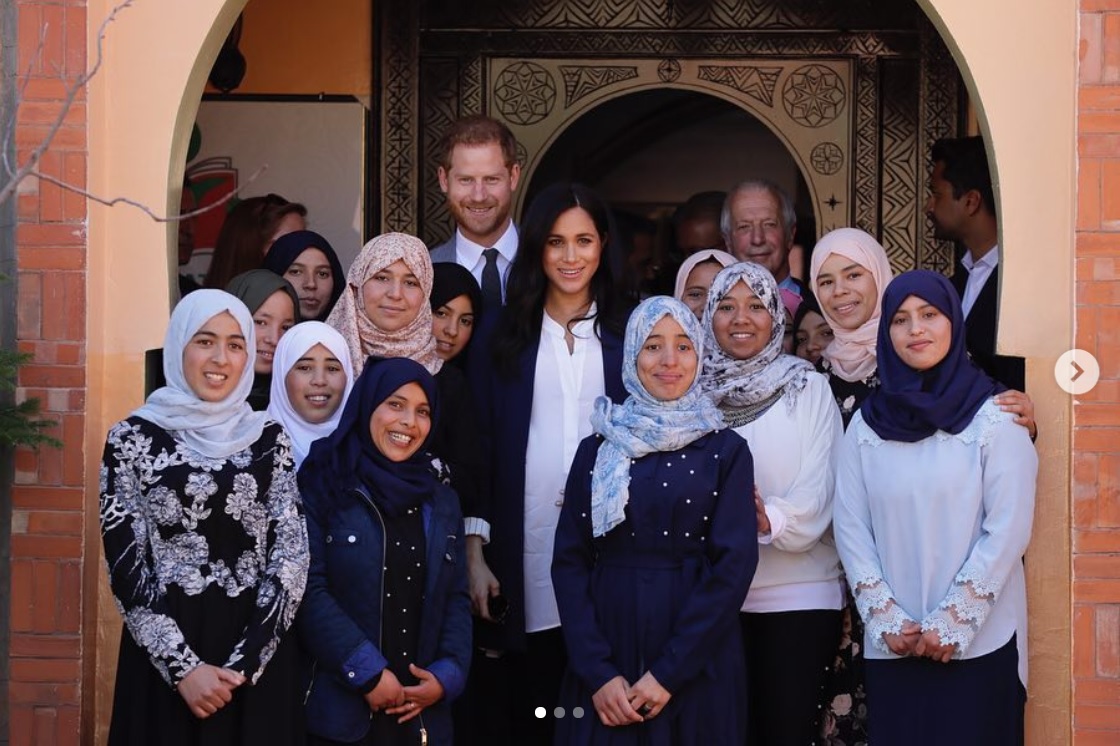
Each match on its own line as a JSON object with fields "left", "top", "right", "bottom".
{"left": 482, "top": 248, "right": 503, "bottom": 311}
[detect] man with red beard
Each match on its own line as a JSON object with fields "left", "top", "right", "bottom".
{"left": 431, "top": 115, "right": 522, "bottom": 313}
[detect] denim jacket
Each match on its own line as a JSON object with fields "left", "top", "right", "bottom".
{"left": 297, "top": 481, "right": 471, "bottom": 744}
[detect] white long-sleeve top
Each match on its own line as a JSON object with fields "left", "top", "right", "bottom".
{"left": 730, "top": 372, "right": 845, "bottom": 612}
{"left": 833, "top": 399, "right": 1037, "bottom": 685}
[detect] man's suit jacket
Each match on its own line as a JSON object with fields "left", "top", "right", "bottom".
{"left": 951, "top": 262, "right": 1025, "bottom": 391}
{"left": 429, "top": 237, "right": 456, "bottom": 264}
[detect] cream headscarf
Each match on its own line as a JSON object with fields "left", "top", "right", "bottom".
{"left": 326, "top": 232, "right": 443, "bottom": 376}
{"left": 808, "top": 228, "right": 894, "bottom": 383}
{"left": 267, "top": 322, "right": 355, "bottom": 467}
{"left": 132, "top": 289, "right": 268, "bottom": 459}
{"left": 672, "top": 249, "right": 738, "bottom": 301}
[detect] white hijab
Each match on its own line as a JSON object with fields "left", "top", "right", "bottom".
{"left": 133, "top": 289, "right": 268, "bottom": 459}
{"left": 267, "top": 322, "right": 355, "bottom": 467}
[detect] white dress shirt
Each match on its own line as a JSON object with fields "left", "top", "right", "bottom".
{"left": 454, "top": 222, "right": 519, "bottom": 303}
{"left": 960, "top": 244, "right": 999, "bottom": 319}
{"left": 522, "top": 307, "right": 604, "bottom": 633}
{"left": 834, "top": 401, "right": 1037, "bottom": 685}
{"left": 730, "top": 373, "right": 846, "bottom": 612}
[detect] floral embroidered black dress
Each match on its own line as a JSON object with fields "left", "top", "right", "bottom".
{"left": 99, "top": 417, "right": 309, "bottom": 746}
{"left": 816, "top": 357, "right": 878, "bottom": 745}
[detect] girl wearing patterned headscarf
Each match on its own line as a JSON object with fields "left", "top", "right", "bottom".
{"left": 327, "top": 232, "right": 483, "bottom": 525}
{"left": 552, "top": 296, "right": 758, "bottom": 744}
{"left": 699, "top": 262, "right": 845, "bottom": 746}
{"left": 100, "top": 290, "right": 308, "bottom": 745}
{"left": 834, "top": 271, "right": 1036, "bottom": 745}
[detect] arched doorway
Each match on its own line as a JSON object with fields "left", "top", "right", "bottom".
{"left": 85, "top": 0, "right": 1075, "bottom": 742}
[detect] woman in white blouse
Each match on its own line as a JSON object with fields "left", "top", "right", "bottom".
{"left": 464, "top": 182, "right": 630, "bottom": 744}
{"left": 699, "top": 262, "right": 844, "bottom": 746}
{"left": 833, "top": 270, "right": 1036, "bottom": 745}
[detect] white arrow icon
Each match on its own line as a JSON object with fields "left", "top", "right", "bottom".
{"left": 1055, "top": 349, "right": 1100, "bottom": 395}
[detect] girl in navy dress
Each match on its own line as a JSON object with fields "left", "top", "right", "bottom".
{"left": 833, "top": 271, "right": 1036, "bottom": 745}
{"left": 552, "top": 296, "right": 758, "bottom": 745}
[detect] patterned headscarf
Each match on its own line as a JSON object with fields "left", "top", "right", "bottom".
{"left": 132, "top": 290, "right": 268, "bottom": 459}
{"left": 808, "top": 228, "right": 894, "bottom": 383}
{"left": 699, "top": 262, "right": 814, "bottom": 410}
{"left": 267, "top": 322, "right": 355, "bottom": 467}
{"left": 589, "top": 296, "right": 725, "bottom": 537}
{"left": 326, "top": 232, "right": 442, "bottom": 376}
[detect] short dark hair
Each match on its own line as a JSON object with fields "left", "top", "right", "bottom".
{"left": 672, "top": 191, "right": 726, "bottom": 229}
{"left": 931, "top": 136, "right": 995, "bottom": 216}
{"left": 436, "top": 115, "right": 519, "bottom": 172}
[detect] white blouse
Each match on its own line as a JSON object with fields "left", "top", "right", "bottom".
{"left": 523, "top": 308, "right": 604, "bottom": 633}
{"left": 833, "top": 400, "right": 1037, "bottom": 685}
{"left": 730, "top": 372, "right": 845, "bottom": 612}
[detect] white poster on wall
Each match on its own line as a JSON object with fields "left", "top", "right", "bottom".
{"left": 184, "top": 97, "right": 367, "bottom": 280}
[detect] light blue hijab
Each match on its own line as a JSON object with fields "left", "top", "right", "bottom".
{"left": 589, "top": 296, "right": 725, "bottom": 537}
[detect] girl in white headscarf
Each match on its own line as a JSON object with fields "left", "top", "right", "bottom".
{"left": 100, "top": 289, "right": 308, "bottom": 746}
{"left": 700, "top": 262, "right": 845, "bottom": 746}
{"left": 267, "top": 321, "right": 354, "bottom": 467}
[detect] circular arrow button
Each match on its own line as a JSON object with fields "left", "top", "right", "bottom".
{"left": 1054, "top": 349, "right": 1100, "bottom": 395}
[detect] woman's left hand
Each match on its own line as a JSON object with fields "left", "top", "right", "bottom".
{"left": 753, "top": 485, "right": 771, "bottom": 535}
{"left": 914, "top": 629, "right": 957, "bottom": 663}
{"left": 386, "top": 663, "right": 445, "bottom": 723}
{"left": 627, "top": 671, "right": 671, "bottom": 720}
{"left": 995, "top": 391, "right": 1037, "bottom": 441}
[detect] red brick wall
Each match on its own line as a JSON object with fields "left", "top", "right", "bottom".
{"left": 1076, "top": 3, "right": 1120, "bottom": 744}
{"left": 10, "top": 0, "right": 88, "bottom": 743}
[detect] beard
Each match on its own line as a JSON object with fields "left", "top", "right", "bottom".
{"left": 448, "top": 198, "right": 511, "bottom": 244}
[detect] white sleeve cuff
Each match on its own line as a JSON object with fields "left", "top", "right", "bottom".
{"left": 464, "top": 517, "right": 491, "bottom": 544}
{"left": 757, "top": 502, "right": 787, "bottom": 545}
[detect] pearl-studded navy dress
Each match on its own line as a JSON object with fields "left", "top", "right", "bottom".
{"left": 552, "top": 428, "right": 758, "bottom": 745}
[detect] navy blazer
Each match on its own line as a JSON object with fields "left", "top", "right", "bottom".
{"left": 467, "top": 311, "right": 628, "bottom": 651}
{"left": 297, "top": 482, "right": 471, "bottom": 744}
{"left": 951, "top": 262, "right": 1025, "bottom": 391}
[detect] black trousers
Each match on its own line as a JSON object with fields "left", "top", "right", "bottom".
{"left": 453, "top": 627, "right": 567, "bottom": 746}
{"left": 740, "top": 609, "right": 843, "bottom": 746}
{"left": 865, "top": 634, "right": 1025, "bottom": 746}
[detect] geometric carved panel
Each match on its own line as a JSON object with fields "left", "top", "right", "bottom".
{"left": 697, "top": 65, "right": 782, "bottom": 107}
{"left": 560, "top": 65, "right": 640, "bottom": 107}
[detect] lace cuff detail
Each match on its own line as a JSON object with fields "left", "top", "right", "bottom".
{"left": 852, "top": 578, "right": 912, "bottom": 655}
{"left": 921, "top": 576, "right": 997, "bottom": 656}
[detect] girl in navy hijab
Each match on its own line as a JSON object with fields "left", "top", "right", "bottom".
{"left": 265, "top": 230, "right": 346, "bottom": 322}
{"left": 833, "top": 271, "right": 1037, "bottom": 746}
{"left": 297, "top": 358, "right": 471, "bottom": 746}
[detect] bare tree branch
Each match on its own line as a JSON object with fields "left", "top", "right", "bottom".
{"left": 0, "top": 0, "right": 134, "bottom": 205}
{"left": 30, "top": 163, "right": 269, "bottom": 222}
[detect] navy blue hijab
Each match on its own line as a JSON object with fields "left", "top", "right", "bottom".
{"left": 860, "top": 270, "right": 1005, "bottom": 443}
{"left": 264, "top": 230, "right": 346, "bottom": 321}
{"left": 299, "top": 357, "right": 440, "bottom": 517}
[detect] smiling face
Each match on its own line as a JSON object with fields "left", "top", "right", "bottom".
{"left": 727, "top": 188, "right": 792, "bottom": 282}
{"left": 814, "top": 253, "right": 879, "bottom": 331}
{"left": 359, "top": 259, "right": 426, "bottom": 332}
{"left": 283, "top": 343, "right": 349, "bottom": 424}
{"left": 795, "top": 310, "right": 834, "bottom": 365}
{"left": 369, "top": 381, "right": 432, "bottom": 462}
{"left": 284, "top": 247, "right": 334, "bottom": 319}
{"left": 635, "top": 315, "right": 698, "bottom": 402}
{"left": 711, "top": 279, "right": 774, "bottom": 361}
{"left": 431, "top": 294, "right": 475, "bottom": 362}
{"left": 543, "top": 207, "right": 602, "bottom": 306}
{"left": 889, "top": 294, "right": 952, "bottom": 371}
{"left": 438, "top": 142, "right": 521, "bottom": 247}
{"left": 252, "top": 290, "right": 297, "bottom": 375}
{"left": 182, "top": 311, "right": 248, "bottom": 402}
{"left": 680, "top": 260, "right": 723, "bottom": 319}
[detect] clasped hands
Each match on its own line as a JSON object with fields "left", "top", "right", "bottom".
{"left": 177, "top": 663, "right": 246, "bottom": 719}
{"left": 883, "top": 620, "right": 958, "bottom": 663}
{"left": 365, "top": 664, "right": 445, "bottom": 724}
{"left": 592, "top": 671, "right": 670, "bottom": 727}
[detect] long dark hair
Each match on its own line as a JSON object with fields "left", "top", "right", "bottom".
{"left": 492, "top": 182, "right": 627, "bottom": 376}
